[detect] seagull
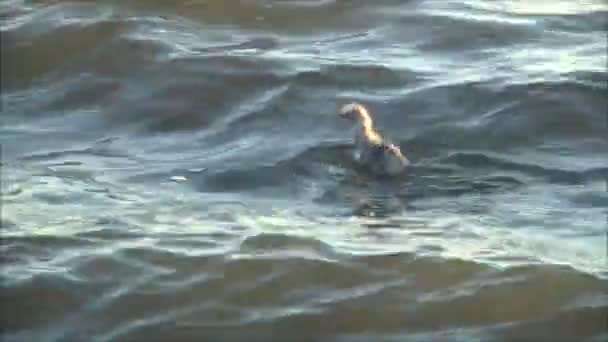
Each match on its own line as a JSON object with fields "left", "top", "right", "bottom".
{"left": 339, "top": 102, "right": 410, "bottom": 176}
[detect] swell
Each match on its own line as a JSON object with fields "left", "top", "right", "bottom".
{"left": 196, "top": 144, "right": 352, "bottom": 193}
{"left": 442, "top": 152, "right": 608, "bottom": 185}
{"left": 3, "top": 1, "right": 605, "bottom": 145}
{"left": 105, "top": 65, "right": 608, "bottom": 140}
{"left": 396, "top": 10, "right": 540, "bottom": 52}
{"left": 1, "top": 3, "right": 124, "bottom": 91}
{"left": 388, "top": 78, "right": 607, "bottom": 153}
{"left": 292, "top": 64, "right": 425, "bottom": 90}
{"left": 2, "top": 1, "right": 606, "bottom": 342}
{"left": 2, "top": 243, "right": 606, "bottom": 341}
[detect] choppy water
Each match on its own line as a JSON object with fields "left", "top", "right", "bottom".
{"left": 1, "top": 0, "right": 607, "bottom": 341}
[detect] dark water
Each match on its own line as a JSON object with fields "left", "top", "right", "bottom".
{"left": 1, "top": 0, "right": 607, "bottom": 341}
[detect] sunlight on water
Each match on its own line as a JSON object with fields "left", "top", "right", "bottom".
{"left": 497, "top": 0, "right": 607, "bottom": 14}
{"left": 227, "top": 204, "right": 608, "bottom": 277}
{"left": 511, "top": 44, "right": 607, "bottom": 75}
{"left": 2, "top": 0, "right": 607, "bottom": 340}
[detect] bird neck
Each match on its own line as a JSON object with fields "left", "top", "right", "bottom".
{"left": 356, "top": 107, "right": 373, "bottom": 130}
{"left": 361, "top": 116, "right": 373, "bottom": 130}
{"left": 359, "top": 119, "right": 382, "bottom": 145}
{"left": 354, "top": 106, "right": 382, "bottom": 144}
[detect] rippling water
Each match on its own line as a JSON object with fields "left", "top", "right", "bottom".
{"left": 1, "top": 0, "right": 607, "bottom": 341}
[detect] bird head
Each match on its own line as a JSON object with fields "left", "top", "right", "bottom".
{"left": 339, "top": 102, "right": 373, "bottom": 127}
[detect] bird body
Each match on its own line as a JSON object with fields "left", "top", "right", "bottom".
{"left": 339, "top": 103, "right": 409, "bottom": 176}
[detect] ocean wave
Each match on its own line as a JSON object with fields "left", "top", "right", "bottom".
{"left": 2, "top": 0, "right": 606, "bottom": 340}
{"left": 442, "top": 152, "right": 608, "bottom": 185}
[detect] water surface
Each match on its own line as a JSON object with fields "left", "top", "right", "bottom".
{"left": 1, "top": 0, "right": 607, "bottom": 341}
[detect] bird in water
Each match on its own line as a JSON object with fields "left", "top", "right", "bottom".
{"left": 339, "top": 102, "right": 410, "bottom": 176}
